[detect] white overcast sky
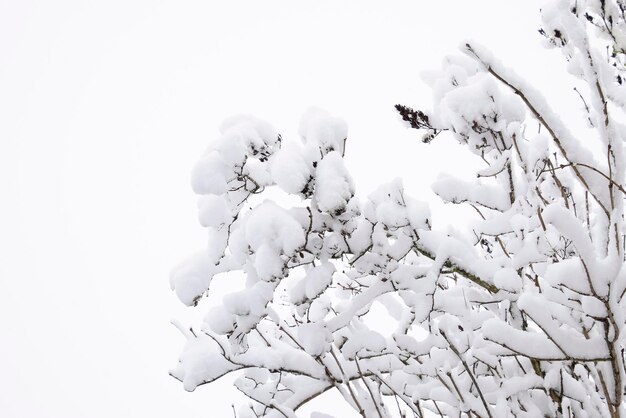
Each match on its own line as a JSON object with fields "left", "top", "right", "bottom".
{"left": 0, "top": 1, "right": 561, "bottom": 417}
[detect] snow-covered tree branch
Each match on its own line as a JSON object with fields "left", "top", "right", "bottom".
{"left": 171, "top": 1, "right": 626, "bottom": 416}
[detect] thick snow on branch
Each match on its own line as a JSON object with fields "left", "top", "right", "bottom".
{"left": 172, "top": 1, "right": 626, "bottom": 416}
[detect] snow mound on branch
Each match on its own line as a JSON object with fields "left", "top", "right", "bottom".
{"left": 342, "top": 329, "right": 387, "bottom": 359}
{"left": 244, "top": 201, "right": 305, "bottom": 255}
{"left": 432, "top": 173, "right": 511, "bottom": 211}
{"left": 365, "top": 179, "right": 431, "bottom": 231}
{"left": 197, "top": 194, "right": 232, "bottom": 228}
{"left": 305, "top": 262, "right": 335, "bottom": 300}
{"left": 219, "top": 115, "right": 280, "bottom": 156}
{"left": 253, "top": 244, "right": 285, "bottom": 281}
{"left": 314, "top": 151, "right": 354, "bottom": 214}
{"left": 170, "top": 334, "right": 238, "bottom": 392}
{"left": 205, "top": 306, "right": 236, "bottom": 335}
{"left": 493, "top": 268, "right": 522, "bottom": 292}
{"left": 270, "top": 142, "right": 312, "bottom": 194}
{"left": 191, "top": 115, "right": 280, "bottom": 196}
{"left": 289, "top": 262, "right": 336, "bottom": 304}
{"left": 299, "top": 107, "right": 348, "bottom": 155}
{"left": 190, "top": 151, "right": 230, "bottom": 195}
{"left": 170, "top": 252, "right": 214, "bottom": 306}
{"left": 297, "top": 322, "right": 332, "bottom": 357}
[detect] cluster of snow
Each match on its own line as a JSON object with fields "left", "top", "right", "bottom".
{"left": 314, "top": 151, "right": 354, "bottom": 214}
{"left": 172, "top": 1, "right": 626, "bottom": 416}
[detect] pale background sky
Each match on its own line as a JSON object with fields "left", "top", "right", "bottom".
{"left": 0, "top": 1, "right": 561, "bottom": 416}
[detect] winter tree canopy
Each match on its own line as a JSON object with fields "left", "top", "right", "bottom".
{"left": 170, "top": 1, "right": 626, "bottom": 416}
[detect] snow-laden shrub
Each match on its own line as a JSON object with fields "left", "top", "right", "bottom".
{"left": 172, "top": 1, "right": 626, "bottom": 416}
